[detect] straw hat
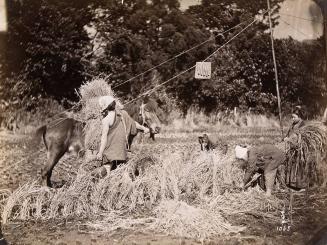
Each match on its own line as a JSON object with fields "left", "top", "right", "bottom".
{"left": 98, "top": 95, "right": 115, "bottom": 111}
{"left": 235, "top": 145, "right": 248, "bottom": 161}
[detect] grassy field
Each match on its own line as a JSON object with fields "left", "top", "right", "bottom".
{"left": 0, "top": 123, "right": 327, "bottom": 245}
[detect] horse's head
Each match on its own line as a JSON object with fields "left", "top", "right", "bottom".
{"left": 139, "top": 97, "right": 163, "bottom": 139}
{"left": 124, "top": 96, "right": 166, "bottom": 140}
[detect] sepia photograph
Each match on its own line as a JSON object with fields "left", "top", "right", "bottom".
{"left": 0, "top": 0, "right": 327, "bottom": 244}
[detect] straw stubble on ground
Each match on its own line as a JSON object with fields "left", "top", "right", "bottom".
{"left": 1, "top": 141, "right": 287, "bottom": 241}
{"left": 1, "top": 128, "right": 327, "bottom": 244}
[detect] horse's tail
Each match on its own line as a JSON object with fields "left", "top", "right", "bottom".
{"left": 33, "top": 125, "right": 48, "bottom": 149}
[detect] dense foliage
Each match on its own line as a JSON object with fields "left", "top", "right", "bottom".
{"left": 0, "top": 0, "right": 326, "bottom": 118}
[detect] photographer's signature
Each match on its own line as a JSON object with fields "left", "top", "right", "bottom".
{"left": 276, "top": 205, "right": 292, "bottom": 233}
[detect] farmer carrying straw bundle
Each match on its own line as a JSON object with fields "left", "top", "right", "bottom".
{"left": 95, "top": 95, "right": 150, "bottom": 174}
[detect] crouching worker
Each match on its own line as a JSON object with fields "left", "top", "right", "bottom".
{"left": 236, "top": 144, "right": 286, "bottom": 196}
{"left": 95, "top": 96, "right": 150, "bottom": 177}
{"left": 198, "top": 134, "right": 228, "bottom": 154}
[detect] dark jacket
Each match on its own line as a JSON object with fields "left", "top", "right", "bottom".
{"left": 243, "top": 144, "right": 286, "bottom": 185}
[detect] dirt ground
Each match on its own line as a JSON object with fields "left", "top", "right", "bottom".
{"left": 1, "top": 129, "right": 327, "bottom": 245}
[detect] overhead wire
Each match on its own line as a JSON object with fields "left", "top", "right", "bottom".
{"left": 123, "top": 11, "right": 266, "bottom": 106}
{"left": 112, "top": 15, "right": 260, "bottom": 89}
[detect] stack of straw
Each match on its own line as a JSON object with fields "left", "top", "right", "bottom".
{"left": 285, "top": 121, "right": 327, "bottom": 187}
{"left": 2, "top": 143, "right": 285, "bottom": 240}
{"left": 150, "top": 200, "right": 245, "bottom": 240}
{"left": 78, "top": 78, "right": 123, "bottom": 151}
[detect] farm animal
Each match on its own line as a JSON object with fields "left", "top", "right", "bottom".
{"left": 124, "top": 96, "right": 165, "bottom": 143}
{"left": 235, "top": 144, "right": 286, "bottom": 196}
{"left": 34, "top": 118, "right": 85, "bottom": 187}
{"left": 33, "top": 97, "right": 165, "bottom": 187}
{"left": 198, "top": 134, "right": 228, "bottom": 154}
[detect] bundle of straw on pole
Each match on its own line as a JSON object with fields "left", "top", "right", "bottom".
{"left": 285, "top": 121, "right": 327, "bottom": 187}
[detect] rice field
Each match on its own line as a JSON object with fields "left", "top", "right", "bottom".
{"left": 1, "top": 124, "right": 327, "bottom": 245}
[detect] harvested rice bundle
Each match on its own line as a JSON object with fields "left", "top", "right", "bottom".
{"left": 150, "top": 200, "right": 244, "bottom": 240}
{"left": 2, "top": 182, "right": 53, "bottom": 223}
{"left": 92, "top": 155, "right": 163, "bottom": 211}
{"left": 78, "top": 77, "right": 123, "bottom": 153}
{"left": 79, "top": 78, "right": 121, "bottom": 105}
{"left": 207, "top": 189, "right": 284, "bottom": 222}
{"left": 166, "top": 150, "right": 243, "bottom": 201}
{"left": 3, "top": 142, "right": 276, "bottom": 238}
{"left": 285, "top": 121, "right": 327, "bottom": 187}
{"left": 46, "top": 173, "right": 97, "bottom": 218}
{"left": 84, "top": 118, "right": 102, "bottom": 151}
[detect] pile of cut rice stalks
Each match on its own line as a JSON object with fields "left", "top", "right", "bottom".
{"left": 2, "top": 144, "right": 285, "bottom": 240}
{"left": 285, "top": 121, "right": 327, "bottom": 187}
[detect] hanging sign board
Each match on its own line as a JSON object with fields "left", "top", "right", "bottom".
{"left": 195, "top": 62, "right": 211, "bottom": 79}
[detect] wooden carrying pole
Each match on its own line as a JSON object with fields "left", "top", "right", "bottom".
{"left": 267, "top": 0, "right": 283, "bottom": 136}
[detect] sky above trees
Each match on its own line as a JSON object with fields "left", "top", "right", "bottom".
{"left": 180, "top": 0, "right": 323, "bottom": 41}
{"left": 274, "top": 0, "right": 323, "bottom": 40}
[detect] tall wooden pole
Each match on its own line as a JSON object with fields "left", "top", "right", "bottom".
{"left": 316, "top": 0, "right": 327, "bottom": 76}
{"left": 267, "top": 0, "right": 283, "bottom": 136}
{"left": 323, "top": 3, "right": 327, "bottom": 108}
{"left": 314, "top": 0, "right": 327, "bottom": 111}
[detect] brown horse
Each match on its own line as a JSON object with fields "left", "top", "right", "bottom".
{"left": 125, "top": 96, "right": 166, "bottom": 143}
{"left": 33, "top": 97, "right": 165, "bottom": 187}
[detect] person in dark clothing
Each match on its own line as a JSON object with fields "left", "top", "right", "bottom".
{"left": 240, "top": 144, "right": 286, "bottom": 196}
{"left": 285, "top": 106, "right": 305, "bottom": 138}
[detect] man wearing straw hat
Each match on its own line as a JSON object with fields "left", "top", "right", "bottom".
{"left": 95, "top": 95, "right": 149, "bottom": 173}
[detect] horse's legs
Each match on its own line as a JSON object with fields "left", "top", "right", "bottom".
{"left": 42, "top": 145, "right": 66, "bottom": 187}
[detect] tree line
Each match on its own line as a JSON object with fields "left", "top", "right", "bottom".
{"left": 0, "top": 0, "right": 326, "bottom": 118}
